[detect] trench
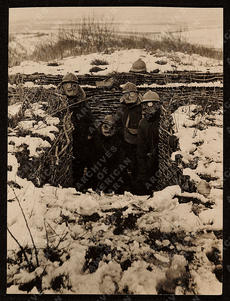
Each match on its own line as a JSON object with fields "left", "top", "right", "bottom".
{"left": 8, "top": 75, "right": 223, "bottom": 192}
{"left": 64, "top": 86, "right": 221, "bottom": 194}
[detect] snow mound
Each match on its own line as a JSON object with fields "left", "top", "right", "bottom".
{"left": 9, "top": 49, "right": 223, "bottom": 76}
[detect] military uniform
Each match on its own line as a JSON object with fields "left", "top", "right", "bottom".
{"left": 89, "top": 117, "right": 129, "bottom": 194}
{"left": 114, "top": 82, "right": 142, "bottom": 182}
{"left": 136, "top": 112, "right": 160, "bottom": 194}
{"left": 59, "top": 73, "right": 95, "bottom": 190}
{"left": 136, "top": 90, "right": 161, "bottom": 195}
{"left": 71, "top": 97, "right": 95, "bottom": 189}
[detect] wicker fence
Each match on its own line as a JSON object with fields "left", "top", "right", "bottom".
{"left": 9, "top": 71, "right": 223, "bottom": 87}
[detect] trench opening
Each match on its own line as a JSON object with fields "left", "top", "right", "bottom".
{"left": 9, "top": 82, "right": 223, "bottom": 195}
{"left": 71, "top": 100, "right": 180, "bottom": 195}
{"left": 79, "top": 86, "right": 222, "bottom": 195}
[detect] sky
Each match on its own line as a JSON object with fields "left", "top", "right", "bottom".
{"left": 9, "top": 7, "right": 223, "bottom": 27}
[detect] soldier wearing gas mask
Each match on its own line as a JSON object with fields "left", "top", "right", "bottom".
{"left": 58, "top": 73, "right": 95, "bottom": 191}
{"left": 114, "top": 82, "right": 142, "bottom": 186}
{"left": 135, "top": 90, "right": 161, "bottom": 195}
{"left": 90, "top": 115, "right": 129, "bottom": 194}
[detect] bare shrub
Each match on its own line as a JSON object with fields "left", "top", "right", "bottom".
{"left": 90, "top": 59, "right": 109, "bottom": 65}
{"left": 8, "top": 39, "right": 28, "bottom": 67}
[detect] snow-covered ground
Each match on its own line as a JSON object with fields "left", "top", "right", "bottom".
{"left": 7, "top": 41, "right": 223, "bottom": 294}
{"left": 9, "top": 48, "right": 223, "bottom": 76}
{"left": 7, "top": 96, "right": 223, "bottom": 294}
{"left": 172, "top": 105, "right": 223, "bottom": 190}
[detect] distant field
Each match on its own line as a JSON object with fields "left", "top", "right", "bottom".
{"left": 9, "top": 18, "right": 222, "bottom": 49}
{"left": 8, "top": 19, "right": 223, "bottom": 67}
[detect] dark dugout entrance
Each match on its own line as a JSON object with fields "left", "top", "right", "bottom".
{"left": 9, "top": 72, "right": 223, "bottom": 194}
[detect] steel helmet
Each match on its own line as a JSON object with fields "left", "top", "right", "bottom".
{"left": 120, "top": 82, "right": 137, "bottom": 94}
{"left": 61, "top": 72, "right": 79, "bottom": 84}
{"left": 142, "top": 90, "right": 160, "bottom": 103}
{"left": 130, "top": 58, "right": 147, "bottom": 73}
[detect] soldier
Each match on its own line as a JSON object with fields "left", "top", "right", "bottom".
{"left": 89, "top": 115, "right": 129, "bottom": 194}
{"left": 135, "top": 90, "right": 162, "bottom": 195}
{"left": 58, "top": 72, "right": 95, "bottom": 191}
{"left": 114, "top": 82, "right": 142, "bottom": 186}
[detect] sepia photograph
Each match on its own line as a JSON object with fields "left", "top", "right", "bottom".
{"left": 7, "top": 6, "right": 223, "bottom": 295}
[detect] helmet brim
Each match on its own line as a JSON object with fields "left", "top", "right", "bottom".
{"left": 122, "top": 90, "right": 137, "bottom": 94}
{"left": 142, "top": 99, "right": 160, "bottom": 103}
{"left": 130, "top": 68, "right": 147, "bottom": 72}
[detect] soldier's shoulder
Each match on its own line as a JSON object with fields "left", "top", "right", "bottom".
{"left": 78, "top": 86, "right": 86, "bottom": 98}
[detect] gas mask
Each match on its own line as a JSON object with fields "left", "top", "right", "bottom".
{"left": 142, "top": 101, "right": 161, "bottom": 119}
{"left": 62, "top": 82, "right": 79, "bottom": 97}
{"left": 120, "top": 91, "right": 139, "bottom": 104}
{"left": 101, "top": 123, "right": 116, "bottom": 137}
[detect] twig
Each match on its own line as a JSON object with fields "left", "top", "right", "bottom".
{"left": 56, "top": 114, "right": 71, "bottom": 157}
{"left": 46, "top": 221, "right": 58, "bottom": 235}
{"left": 160, "top": 126, "right": 172, "bottom": 136}
{"left": 55, "top": 231, "right": 68, "bottom": 249}
{"left": 43, "top": 219, "right": 49, "bottom": 248}
{"left": 11, "top": 187, "right": 40, "bottom": 267}
{"left": 48, "top": 100, "right": 81, "bottom": 117}
{"left": 192, "top": 95, "right": 209, "bottom": 138}
{"left": 7, "top": 227, "right": 34, "bottom": 270}
{"left": 55, "top": 145, "right": 59, "bottom": 165}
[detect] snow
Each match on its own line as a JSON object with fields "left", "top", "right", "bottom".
{"left": 9, "top": 49, "right": 223, "bottom": 76}
{"left": 8, "top": 103, "right": 23, "bottom": 119}
{"left": 179, "top": 27, "right": 223, "bottom": 50}
{"left": 9, "top": 82, "right": 223, "bottom": 92}
{"left": 171, "top": 106, "right": 223, "bottom": 192}
{"left": 119, "top": 260, "right": 165, "bottom": 294}
{"left": 195, "top": 127, "right": 222, "bottom": 163}
{"left": 137, "top": 200, "right": 202, "bottom": 233}
{"left": 191, "top": 268, "right": 222, "bottom": 295}
{"left": 145, "top": 185, "right": 181, "bottom": 211}
{"left": 45, "top": 116, "right": 60, "bottom": 126}
{"left": 17, "top": 120, "right": 36, "bottom": 131}
{"left": 8, "top": 135, "right": 51, "bottom": 158}
{"left": 32, "top": 124, "right": 59, "bottom": 141}
{"left": 57, "top": 192, "right": 100, "bottom": 216}
{"left": 7, "top": 50, "right": 222, "bottom": 294}
{"left": 170, "top": 105, "right": 223, "bottom": 234}
{"left": 198, "top": 188, "right": 222, "bottom": 231}
{"left": 183, "top": 168, "right": 202, "bottom": 183}
{"left": 8, "top": 153, "right": 19, "bottom": 179}
{"left": 139, "top": 81, "right": 223, "bottom": 88}
{"left": 7, "top": 172, "right": 222, "bottom": 293}
{"left": 8, "top": 82, "right": 57, "bottom": 89}
{"left": 9, "top": 103, "right": 60, "bottom": 147}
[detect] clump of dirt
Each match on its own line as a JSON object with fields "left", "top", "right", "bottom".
{"left": 83, "top": 244, "right": 113, "bottom": 273}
